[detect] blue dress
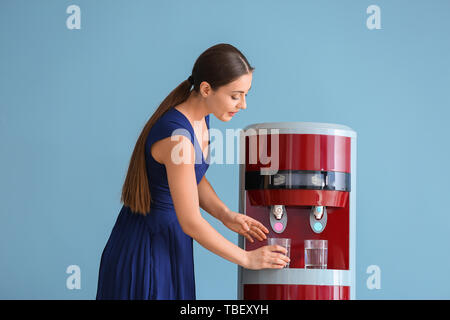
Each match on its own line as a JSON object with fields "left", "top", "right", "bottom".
{"left": 96, "top": 107, "right": 210, "bottom": 300}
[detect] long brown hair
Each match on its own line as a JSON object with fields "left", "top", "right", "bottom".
{"left": 121, "top": 43, "right": 255, "bottom": 215}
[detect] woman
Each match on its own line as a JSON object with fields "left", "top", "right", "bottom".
{"left": 96, "top": 43, "right": 290, "bottom": 300}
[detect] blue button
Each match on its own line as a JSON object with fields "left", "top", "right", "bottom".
{"left": 314, "top": 222, "right": 323, "bottom": 232}
{"left": 317, "top": 207, "right": 322, "bottom": 213}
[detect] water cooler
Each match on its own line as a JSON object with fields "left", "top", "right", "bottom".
{"left": 237, "top": 122, "right": 357, "bottom": 300}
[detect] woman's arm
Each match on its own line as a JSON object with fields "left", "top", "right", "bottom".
{"left": 197, "top": 175, "right": 233, "bottom": 222}
{"left": 158, "top": 135, "right": 289, "bottom": 270}
{"left": 161, "top": 135, "right": 249, "bottom": 267}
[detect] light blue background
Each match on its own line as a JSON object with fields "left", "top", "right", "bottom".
{"left": 1, "top": 0, "right": 449, "bottom": 299}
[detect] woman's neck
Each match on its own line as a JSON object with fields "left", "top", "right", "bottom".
{"left": 176, "top": 91, "right": 209, "bottom": 121}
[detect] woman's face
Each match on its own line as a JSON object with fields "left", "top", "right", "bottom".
{"left": 204, "top": 72, "right": 253, "bottom": 122}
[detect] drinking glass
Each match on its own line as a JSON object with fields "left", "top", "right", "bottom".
{"left": 267, "top": 238, "right": 291, "bottom": 268}
{"left": 304, "top": 239, "right": 328, "bottom": 269}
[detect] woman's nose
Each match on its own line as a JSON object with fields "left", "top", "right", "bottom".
{"left": 239, "top": 97, "right": 247, "bottom": 110}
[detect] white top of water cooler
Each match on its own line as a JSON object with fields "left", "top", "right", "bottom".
{"left": 243, "top": 122, "right": 357, "bottom": 138}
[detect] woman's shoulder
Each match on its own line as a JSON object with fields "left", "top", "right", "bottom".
{"left": 148, "top": 108, "right": 194, "bottom": 146}
{"left": 148, "top": 108, "right": 196, "bottom": 166}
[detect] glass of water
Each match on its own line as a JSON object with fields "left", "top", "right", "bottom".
{"left": 267, "top": 238, "right": 291, "bottom": 268}
{"left": 304, "top": 240, "right": 328, "bottom": 269}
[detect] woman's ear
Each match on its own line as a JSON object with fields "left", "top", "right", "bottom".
{"left": 199, "top": 81, "right": 212, "bottom": 97}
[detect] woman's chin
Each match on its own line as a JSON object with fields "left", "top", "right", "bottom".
{"left": 218, "top": 114, "right": 233, "bottom": 122}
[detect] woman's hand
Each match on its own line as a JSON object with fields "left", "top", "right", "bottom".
{"left": 244, "top": 245, "right": 291, "bottom": 270}
{"left": 221, "top": 211, "right": 269, "bottom": 243}
{"left": 218, "top": 211, "right": 290, "bottom": 269}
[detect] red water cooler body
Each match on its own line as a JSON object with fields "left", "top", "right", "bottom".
{"left": 237, "top": 122, "right": 357, "bottom": 300}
